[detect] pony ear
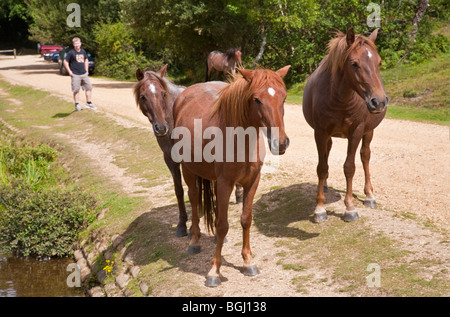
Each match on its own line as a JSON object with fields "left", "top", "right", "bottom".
{"left": 136, "top": 68, "right": 144, "bottom": 81}
{"left": 276, "top": 65, "right": 291, "bottom": 79}
{"left": 157, "top": 64, "right": 168, "bottom": 78}
{"left": 346, "top": 27, "right": 355, "bottom": 47}
{"left": 237, "top": 68, "right": 254, "bottom": 82}
{"left": 368, "top": 28, "right": 379, "bottom": 43}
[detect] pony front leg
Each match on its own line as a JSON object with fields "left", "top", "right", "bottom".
{"left": 342, "top": 133, "right": 363, "bottom": 222}
{"left": 361, "top": 131, "right": 377, "bottom": 208}
{"left": 241, "top": 173, "right": 261, "bottom": 276}
{"left": 313, "top": 131, "right": 330, "bottom": 223}
{"left": 205, "top": 178, "right": 233, "bottom": 287}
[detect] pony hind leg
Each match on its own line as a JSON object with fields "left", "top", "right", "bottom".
{"left": 182, "top": 167, "right": 202, "bottom": 254}
{"left": 205, "top": 178, "right": 233, "bottom": 287}
{"left": 361, "top": 131, "right": 377, "bottom": 208}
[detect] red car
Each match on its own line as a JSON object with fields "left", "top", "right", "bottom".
{"left": 39, "top": 43, "right": 63, "bottom": 55}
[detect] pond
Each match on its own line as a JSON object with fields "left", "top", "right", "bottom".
{"left": 0, "top": 249, "right": 85, "bottom": 297}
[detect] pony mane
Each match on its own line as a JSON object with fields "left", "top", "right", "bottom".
{"left": 319, "top": 31, "right": 378, "bottom": 79}
{"left": 133, "top": 71, "right": 171, "bottom": 114}
{"left": 225, "top": 48, "right": 238, "bottom": 60}
{"left": 210, "top": 68, "right": 285, "bottom": 127}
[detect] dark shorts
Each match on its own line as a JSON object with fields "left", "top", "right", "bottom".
{"left": 71, "top": 73, "right": 92, "bottom": 92}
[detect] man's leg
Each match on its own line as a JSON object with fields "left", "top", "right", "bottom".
{"left": 73, "top": 91, "right": 80, "bottom": 104}
{"left": 85, "top": 89, "right": 91, "bottom": 103}
{"left": 82, "top": 75, "right": 96, "bottom": 109}
{"left": 72, "top": 74, "right": 83, "bottom": 111}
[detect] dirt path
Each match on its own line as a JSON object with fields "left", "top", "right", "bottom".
{"left": 0, "top": 55, "right": 448, "bottom": 296}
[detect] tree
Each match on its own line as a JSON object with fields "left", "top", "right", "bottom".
{"left": 409, "top": 0, "right": 430, "bottom": 40}
{"left": 25, "top": 0, "right": 121, "bottom": 50}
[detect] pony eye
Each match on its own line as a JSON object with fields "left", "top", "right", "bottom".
{"left": 254, "top": 98, "right": 262, "bottom": 105}
{"left": 140, "top": 95, "right": 146, "bottom": 101}
{"left": 351, "top": 61, "right": 359, "bottom": 68}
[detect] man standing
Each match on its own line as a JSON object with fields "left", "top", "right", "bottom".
{"left": 63, "top": 37, "right": 96, "bottom": 111}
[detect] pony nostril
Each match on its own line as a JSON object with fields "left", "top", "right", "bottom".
{"left": 370, "top": 98, "right": 379, "bottom": 107}
{"left": 285, "top": 137, "right": 290, "bottom": 149}
{"left": 272, "top": 138, "right": 279, "bottom": 150}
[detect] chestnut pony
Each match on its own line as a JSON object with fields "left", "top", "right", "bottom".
{"left": 303, "top": 28, "right": 388, "bottom": 223}
{"left": 206, "top": 48, "right": 242, "bottom": 81}
{"left": 173, "top": 66, "right": 290, "bottom": 287}
{"left": 134, "top": 65, "right": 189, "bottom": 236}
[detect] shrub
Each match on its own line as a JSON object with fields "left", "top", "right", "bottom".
{"left": 93, "top": 21, "right": 164, "bottom": 80}
{"left": 0, "top": 140, "right": 57, "bottom": 189}
{"left": 0, "top": 138, "right": 97, "bottom": 257}
{"left": 0, "top": 182, "right": 97, "bottom": 257}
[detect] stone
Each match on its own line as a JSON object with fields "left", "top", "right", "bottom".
{"left": 73, "top": 249, "right": 84, "bottom": 262}
{"left": 139, "top": 282, "right": 149, "bottom": 296}
{"left": 116, "top": 273, "right": 131, "bottom": 289}
{"left": 130, "top": 265, "right": 140, "bottom": 278}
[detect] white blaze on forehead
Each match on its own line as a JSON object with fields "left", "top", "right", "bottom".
{"left": 149, "top": 83, "right": 156, "bottom": 94}
{"left": 268, "top": 87, "right": 276, "bottom": 96}
{"left": 366, "top": 48, "right": 373, "bottom": 59}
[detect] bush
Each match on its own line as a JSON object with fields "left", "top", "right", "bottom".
{"left": 0, "top": 182, "right": 97, "bottom": 257}
{"left": 0, "top": 138, "right": 97, "bottom": 257}
{"left": 0, "top": 140, "right": 57, "bottom": 189}
{"left": 93, "top": 22, "right": 164, "bottom": 80}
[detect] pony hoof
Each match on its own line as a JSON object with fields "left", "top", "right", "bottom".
{"left": 343, "top": 211, "right": 359, "bottom": 222}
{"left": 243, "top": 265, "right": 260, "bottom": 276}
{"left": 187, "top": 245, "right": 201, "bottom": 254}
{"left": 313, "top": 212, "right": 328, "bottom": 223}
{"left": 363, "top": 199, "right": 377, "bottom": 208}
{"left": 175, "top": 227, "right": 188, "bottom": 237}
{"left": 205, "top": 276, "right": 221, "bottom": 287}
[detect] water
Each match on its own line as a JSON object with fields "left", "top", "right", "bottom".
{"left": 0, "top": 249, "right": 85, "bottom": 297}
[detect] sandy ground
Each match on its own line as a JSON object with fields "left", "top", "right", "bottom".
{"left": 0, "top": 55, "right": 448, "bottom": 296}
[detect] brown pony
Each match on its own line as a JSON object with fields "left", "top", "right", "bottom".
{"left": 134, "top": 65, "right": 189, "bottom": 237}
{"left": 173, "top": 66, "right": 290, "bottom": 287}
{"left": 206, "top": 48, "right": 242, "bottom": 81}
{"left": 303, "top": 28, "right": 388, "bottom": 223}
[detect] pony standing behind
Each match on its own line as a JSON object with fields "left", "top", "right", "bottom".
{"left": 206, "top": 48, "right": 242, "bottom": 81}
{"left": 134, "top": 65, "right": 189, "bottom": 237}
{"left": 302, "top": 28, "right": 388, "bottom": 223}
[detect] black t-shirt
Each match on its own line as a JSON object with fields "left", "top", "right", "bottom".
{"left": 65, "top": 49, "right": 88, "bottom": 75}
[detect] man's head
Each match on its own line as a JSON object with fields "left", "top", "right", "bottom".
{"left": 72, "top": 37, "right": 82, "bottom": 51}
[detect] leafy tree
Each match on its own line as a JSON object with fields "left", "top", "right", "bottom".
{"left": 25, "top": 0, "right": 121, "bottom": 50}
{"left": 0, "top": 0, "right": 33, "bottom": 48}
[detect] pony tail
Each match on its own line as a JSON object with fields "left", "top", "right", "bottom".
{"left": 196, "top": 176, "right": 216, "bottom": 234}
{"left": 205, "top": 60, "right": 210, "bottom": 82}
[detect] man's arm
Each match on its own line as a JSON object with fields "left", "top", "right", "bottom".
{"left": 63, "top": 58, "right": 72, "bottom": 76}
{"left": 85, "top": 54, "right": 89, "bottom": 75}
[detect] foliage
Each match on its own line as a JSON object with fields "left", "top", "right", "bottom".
{"left": 93, "top": 22, "right": 163, "bottom": 80}
{"left": 0, "top": 138, "right": 97, "bottom": 257}
{"left": 0, "top": 183, "right": 97, "bottom": 257}
{"left": 0, "top": 139, "right": 57, "bottom": 190}
{"left": 21, "top": 0, "right": 450, "bottom": 83}
{"left": 25, "top": 0, "right": 121, "bottom": 50}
